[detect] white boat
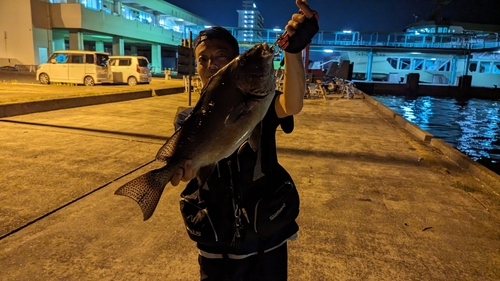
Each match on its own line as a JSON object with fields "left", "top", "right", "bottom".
{"left": 346, "top": 50, "right": 500, "bottom": 88}
{"left": 306, "top": 21, "right": 500, "bottom": 88}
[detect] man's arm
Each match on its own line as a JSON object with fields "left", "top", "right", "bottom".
{"left": 275, "top": 52, "right": 305, "bottom": 118}
{"left": 274, "top": 0, "right": 318, "bottom": 118}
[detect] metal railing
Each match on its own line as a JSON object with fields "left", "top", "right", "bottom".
{"left": 188, "top": 26, "right": 500, "bottom": 51}
{"left": 0, "top": 65, "right": 38, "bottom": 72}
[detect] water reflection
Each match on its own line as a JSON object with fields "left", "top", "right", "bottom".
{"left": 372, "top": 95, "right": 500, "bottom": 174}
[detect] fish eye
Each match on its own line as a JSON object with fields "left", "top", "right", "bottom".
{"left": 238, "top": 58, "right": 246, "bottom": 66}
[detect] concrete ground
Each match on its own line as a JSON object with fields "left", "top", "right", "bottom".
{"left": 0, "top": 81, "right": 499, "bottom": 280}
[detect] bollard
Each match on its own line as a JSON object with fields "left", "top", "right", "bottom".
{"left": 458, "top": 75, "right": 472, "bottom": 97}
{"left": 458, "top": 75, "right": 472, "bottom": 90}
{"left": 406, "top": 73, "right": 419, "bottom": 96}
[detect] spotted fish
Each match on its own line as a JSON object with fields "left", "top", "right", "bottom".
{"left": 115, "top": 42, "right": 276, "bottom": 220}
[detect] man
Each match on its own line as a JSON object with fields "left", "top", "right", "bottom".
{"left": 173, "top": 1, "right": 318, "bottom": 280}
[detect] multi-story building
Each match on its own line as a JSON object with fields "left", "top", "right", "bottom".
{"left": 236, "top": 0, "right": 264, "bottom": 43}
{"left": 0, "top": 0, "right": 213, "bottom": 72}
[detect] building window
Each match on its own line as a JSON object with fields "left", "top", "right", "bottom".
{"left": 81, "top": 0, "right": 102, "bottom": 11}
{"left": 121, "top": 5, "right": 154, "bottom": 24}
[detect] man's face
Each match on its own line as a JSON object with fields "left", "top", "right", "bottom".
{"left": 195, "top": 39, "right": 236, "bottom": 85}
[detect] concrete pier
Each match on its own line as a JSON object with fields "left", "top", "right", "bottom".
{"left": 0, "top": 81, "right": 499, "bottom": 280}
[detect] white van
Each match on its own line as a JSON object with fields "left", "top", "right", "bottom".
{"left": 36, "top": 50, "right": 113, "bottom": 86}
{"left": 109, "top": 56, "right": 152, "bottom": 86}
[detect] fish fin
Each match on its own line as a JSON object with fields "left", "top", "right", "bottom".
{"left": 248, "top": 122, "right": 262, "bottom": 152}
{"left": 156, "top": 128, "right": 181, "bottom": 163}
{"left": 114, "top": 167, "right": 171, "bottom": 221}
{"left": 196, "top": 164, "right": 216, "bottom": 187}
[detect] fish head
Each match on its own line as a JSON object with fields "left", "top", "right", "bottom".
{"left": 230, "top": 42, "right": 275, "bottom": 97}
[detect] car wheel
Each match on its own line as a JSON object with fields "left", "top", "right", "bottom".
{"left": 39, "top": 73, "right": 50, "bottom": 85}
{"left": 84, "top": 76, "right": 95, "bottom": 86}
{"left": 127, "top": 76, "right": 138, "bottom": 86}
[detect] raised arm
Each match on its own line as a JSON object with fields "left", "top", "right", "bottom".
{"left": 274, "top": 0, "right": 319, "bottom": 118}
{"left": 275, "top": 52, "right": 305, "bottom": 118}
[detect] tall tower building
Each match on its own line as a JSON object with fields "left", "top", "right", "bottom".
{"left": 236, "top": 0, "right": 264, "bottom": 42}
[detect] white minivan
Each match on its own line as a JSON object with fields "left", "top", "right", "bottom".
{"left": 36, "top": 50, "right": 113, "bottom": 86}
{"left": 109, "top": 56, "right": 152, "bottom": 86}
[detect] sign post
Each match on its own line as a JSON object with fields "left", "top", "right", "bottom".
{"left": 177, "top": 31, "right": 195, "bottom": 105}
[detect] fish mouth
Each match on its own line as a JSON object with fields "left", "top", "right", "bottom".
{"left": 244, "top": 42, "right": 274, "bottom": 64}
{"left": 256, "top": 42, "right": 275, "bottom": 64}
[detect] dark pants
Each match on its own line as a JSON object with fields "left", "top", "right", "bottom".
{"left": 198, "top": 243, "right": 288, "bottom": 281}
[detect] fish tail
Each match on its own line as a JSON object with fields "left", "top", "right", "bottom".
{"left": 114, "top": 167, "right": 172, "bottom": 221}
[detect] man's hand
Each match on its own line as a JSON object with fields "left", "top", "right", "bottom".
{"left": 170, "top": 160, "right": 198, "bottom": 186}
{"left": 278, "top": 0, "right": 319, "bottom": 53}
{"left": 285, "top": 0, "right": 316, "bottom": 36}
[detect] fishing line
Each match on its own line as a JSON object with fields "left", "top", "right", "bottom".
{"left": 0, "top": 160, "right": 155, "bottom": 241}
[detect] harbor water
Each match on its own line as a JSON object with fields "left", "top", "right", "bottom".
{"left": 371, "top": 95, "right": 500, "bottom": 175}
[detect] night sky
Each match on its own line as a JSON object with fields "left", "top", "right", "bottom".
{"left": 164, "top": 0, "right": 500, "bottom": 32}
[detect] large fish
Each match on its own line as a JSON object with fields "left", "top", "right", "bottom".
{"left": 115, "top": 42, "right": 276, "bottom": 220}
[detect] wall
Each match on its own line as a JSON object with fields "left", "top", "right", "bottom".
{"left": 0, "top": 0, "right": 36, "bottom": 66}
{"left": 49, "top": 3, "right": 83, "bottom": 28}
{"left": 32, "top": 28, "right": 50, "bottom": 65}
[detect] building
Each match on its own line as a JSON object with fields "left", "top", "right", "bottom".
{"left": 236, "top": 0, "right": 264, "bottom": 43}
{"left": 0, "top": 0, "right": 213, "bottom": 72}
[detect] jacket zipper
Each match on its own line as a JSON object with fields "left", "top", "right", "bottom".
{"left": 182, "top": 198, "right": 219, "bottom": 242}
{"left": 202, "top": 209, "right": 218, "bottom": 242}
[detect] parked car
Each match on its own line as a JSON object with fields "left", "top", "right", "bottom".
{"left": 36, "top": 50, "right": 113, "bottom": 86}
{"left": 109, "top": 56, "right": 152, "bottom": 86}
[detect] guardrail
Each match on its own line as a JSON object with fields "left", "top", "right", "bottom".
{"left": 186, "top": 26, "right": 500, "bottom": 51}
{"left": 0, "top": 65, "right": 38, "bottom": 72}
